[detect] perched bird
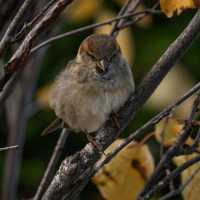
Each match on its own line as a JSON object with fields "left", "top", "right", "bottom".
{"left": 43, "top": 34, "right": 134, "bottom": 136}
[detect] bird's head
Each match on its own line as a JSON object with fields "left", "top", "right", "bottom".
{"left": 77, "top": 34, "right": 121, "bottom": 74}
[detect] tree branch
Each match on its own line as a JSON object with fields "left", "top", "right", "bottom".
{"left": 160, "top": 165, "right": 200, "bottom": 200}
{"left": 63, "top": 82, "right": 200, "bottom": 200}
{"left": 138, "top": 92, "right": 200, "bottom": 200}
{"left": 0, "top": 145, "right": 18, "bottom": 151}
{"left": 94, "top": 82, "right": 200, "bottom": 173}
{"left": 12, "top": 0, "right": 57, "bottom": 43}
{"left": 110, "top": 0, "right": 141, "bottom": 37}
{"left": 41, "top": 8, "right": 200, "bottom": 200}
{"left": 0, "top": 7, "right": 160, "bottom": 108}
{"left": 0, "top": 0, "right": 33, "bottom": 56}
{"left": 0, "top": 0, "right": 74, "bottom": 92}
{"left": 31, "top": 9, "right": 160, "bottom": 54}
{"left": 145, "top": 154, "right": 200, "bottom": 199}
{"left": 33, "top": 129, "right": 70, "bottom": 200}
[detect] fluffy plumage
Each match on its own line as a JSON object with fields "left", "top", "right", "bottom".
{"left": 49, "top": 34, "right": 134, "bottom": 133}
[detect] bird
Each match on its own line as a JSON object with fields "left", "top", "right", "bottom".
{"left": 43, "top": 34, "right": 135, "bottom": 139}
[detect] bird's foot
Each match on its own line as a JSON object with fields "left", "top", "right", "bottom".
{"left": 85, "top": 131, "right": 106, "bottom": 156}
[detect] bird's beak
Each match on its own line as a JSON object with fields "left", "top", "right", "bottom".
{"left": 97, "top": 60, "right": 106, "bottom": 71}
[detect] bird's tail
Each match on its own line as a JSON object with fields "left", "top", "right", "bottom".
{"left": 41, "top": 118, "right": 62, "bottom": 136}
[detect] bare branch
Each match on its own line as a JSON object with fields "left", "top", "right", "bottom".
{"left": 138, "top": 93, "right": 200, "bottom": 199}
{"left": 0, "top": 5, "right": 160, "bottom": 107}
{"left": 0, "top": 0, "right": 24, "bottom": 35}
{"left": 0, "top": 145, "right": 18, "bottom": 151}
{"left": 12, "top": 0, "right": 57, "bottom": 43}
{"left": 118, "top": 1, "right": 160, "bottom": 29}
{"left": 0, "top": 0, "right": 33, "bottom": 56}
{"left": 144, "top": 154, "right": 200, "bottom": 200}
{"left": 33, "top": 129, "right": 70, "bottom": 200}
{"left": 0, "top": 0, "right": 74, "bottom": 92}
{"left": 111, "top": 0, "right": 141, "bottom": 37}
{"left": 41, "top": 9, "right": 200, "bottom": 200}
{"left": 2, "top": 39, "right": 51, "bottom": 200}
{"left": 160, "top": 165, "right": 200, "bottom": 200}
{"left": 63, "top": 83, "right": 200, "bottom": 200}
{"left": 31, "top": 9, "right": 160, "bottom": 54}
{"left": 94, "top": 82, "right": 200, "bottom": 173}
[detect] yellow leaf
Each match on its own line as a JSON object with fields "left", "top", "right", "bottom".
{"left": 160, "top": 0, "right": 196, "bottom": 17}
{"left": 147, "top": 65, "right": 194, "bottom": 118}
{"left": 173, "top": 154, "right": 200, "bottom": 200}
{"left": 63, "top": 0, "right": 102, "bottom": 22}
{"left": 155, "top": 118, "right": 193, "bottom": 146}
{"left": 93, "top": 139, "right": 154, "bottom": 200}
{"left": 95, "top": 9, "right": 134, "bottom": 65}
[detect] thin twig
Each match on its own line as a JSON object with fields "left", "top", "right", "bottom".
{"left": 65, "top": 83, "right": 200, "bottom": 198}
{"left": 42, "top": 9, "right": 200, "bottom": 200}
{"left": 145, "top": 155, "right": 200, "bottom": 200}
{"left": 0, "top": 0, "right": 33, "bottom": 56}
{"left": 111, "top": 0, "right": 141, "bottom": 37}
{"left": 34, "top": 129, "right": 69, "bottom": 200}
{"left": 31, "top": 9, "right": 160, "bottom": 54}
{"left": 12, "top": 0, "right": 57, "bottom": 42}
{"left": 160, "top": 165, "right": 200, "bottom": 200}
{"left": 0, "top": 8, "right": 160, "bottom": 106}
{"left": 0, "top": 145, "right": 18, "bottom": 151}
{"left": 0, "top": 0, "right": 74, "bottom": 92}
{"left": 138, "top": 93, "right": 200, "bottom": 200}
{"left": 118, "top": 1, "right": 160, "bottom": 29}
{"left": 2, "top": 34, "right": 50, "bottom": 200}
{"left": 94, "top": 82, "right": 200, "bottom": 173}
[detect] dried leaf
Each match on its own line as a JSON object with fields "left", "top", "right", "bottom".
{"left": 160, "top": 0, "right": 196, "bottom": 17}
{"left": 155, "top": 118, "right": 193, "bottom": 146}
{"left": 173, "top": 154, "right": 200, "bottom": 200}
{"left": 93, "top": 139, "right": 154, "bottom": 200}
{"left": 114, "top": 0, "right": 153, "bottom": 28}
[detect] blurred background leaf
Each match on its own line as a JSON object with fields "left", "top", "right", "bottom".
{"left": 93, "top": 139, "right": 154, "bottom": 200}
{"left": 173, "top": 154, "right": 200, "bottom": 200}
{"left": 160, "top": 0, "right": 196, "bottom": 17}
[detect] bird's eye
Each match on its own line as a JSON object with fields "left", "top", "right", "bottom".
{"left": 88, "top": 53, "right": 96, "bottom": 60}
{"left": 96, "top": 66, "right": 104, "bottom": 74}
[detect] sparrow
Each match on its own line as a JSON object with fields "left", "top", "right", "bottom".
{"left": 43, "top": 34, "right": 134, "bottom": 136}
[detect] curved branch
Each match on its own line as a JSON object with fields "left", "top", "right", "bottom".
{"left": 33, "top": 129, "right": 69, "bottom": 200}
{"left": 94, "top": 82, "right": 200, "bottom": 173}
{"left": 0, "top": 0, "right": 33, "bottom": 56}
{"left": 0, "top": 0, "right": 74, "bottom": 91}
{"left": 31, "top": 9, "right": 160, "bottom": 54}
{"left": 42, "top": 9, "right": 200, "bottom": 200}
